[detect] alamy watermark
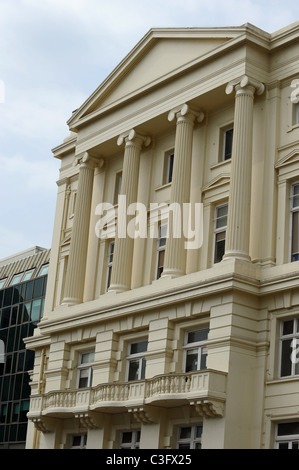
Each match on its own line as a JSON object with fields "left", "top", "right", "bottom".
{"left": 291, "top": 79, "right": 299, "bottom": 104}
{"left": 95, "top": 196, "right": 203, "bottom": 249}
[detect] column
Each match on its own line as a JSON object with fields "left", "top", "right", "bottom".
{"left": 162, "top": 103, "right": 204, "bottom": 278}
{"left": 108, "top": 129, "right": 151, "bottom": 293}
{"left": 62, "top": 152, "right": 98, "bottom": 305}
{"left": 223, "top": 75, "right": 264, "bottom": 261}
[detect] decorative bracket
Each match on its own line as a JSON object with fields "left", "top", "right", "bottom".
{"left": 74, "top": 411, "right": 103, "bottom": 429}
{"left": 190, "top": 399, "right": 225, "bottom": 418}
{"left": 127, "top": 405, "right": 158, "bottom": 424}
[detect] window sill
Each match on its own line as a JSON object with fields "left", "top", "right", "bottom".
{"left": 210, "top": 159, "right": 231, "bottom": 170}
{"left": 155, "top": 182, "right": 172, "bottom": 192}
{"left": 287, "top": 123, "right": 299, "bottom": 133}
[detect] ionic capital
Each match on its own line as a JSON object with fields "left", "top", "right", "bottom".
{"left": 73, "top": 152, "right": 104, "bottom": 170}
{"left": 168, "top": 103, "right": 205, "bottom": 124}
{"left": 117, "top": 129, "right": 151, "bottom": 149}
{"left": 226, "top": 75, "right": 265, "bottom": 97}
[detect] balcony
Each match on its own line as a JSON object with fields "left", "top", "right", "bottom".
{"left": 28, "top": 369, "right": 227, "bottom": 430}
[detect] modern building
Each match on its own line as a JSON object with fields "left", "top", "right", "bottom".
{"left": 25, "top": 21, "right": 299, "bottom": 449}
{"left": 0, "top": 247, "right": 50, "bottom": 448}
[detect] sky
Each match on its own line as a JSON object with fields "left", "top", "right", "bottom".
{"left": 0, "top": 0, "right": 299, "bottom": 260}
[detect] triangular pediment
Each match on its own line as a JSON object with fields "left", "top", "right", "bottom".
{"left": 275, "top": 149, "right": 299, "bottom": 169}
{"left": 67, "top": 27, "right": 244, "bottom": 129}
{"left": 202, "top": 173, "right": 230, "bottom": 193}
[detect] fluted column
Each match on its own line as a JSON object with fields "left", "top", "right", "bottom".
{"left": 162, "top": 104, "right": 204, "bottom": 278}
{"left": 223, "top": 75, "right": 264, "bottom": 261}
{"left": 62, "top": 152, "right": 98, "bottom": 305}
{"left": 108, "top": 129, "right": 151, "bottom": 293}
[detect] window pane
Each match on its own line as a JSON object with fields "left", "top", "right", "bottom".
{"left": 216, "top": 205, "right": 228, "bottom": 229}
{"left": 214, "top": 236, "right": 226, "bottom": 263}
{"left": 200, "top": 348, "right": 207, "bottom": 370}
{"left": 179, "top": 427, "right": 191, "bottom": 439}
{"left": 224, "top": 128, "right": 233, "bottom": 160}
{"left": 31, "top": 299, "right": 41, "bottom": 322}
{"left": 283, "top": 320, "right": 294, "bottom": 336}
{"left": 280, "top": 339, "right": 292, "bottom": 377}
{"left": 130, "top": 341, "right": 147, "bottom": 355}
{"left": 185, "top": 349, "right": 198, "bottom": 372}
{"left": 278, "top": 422, "right": 299, "bottom": 436}
{"left": 80, "top": 352, "right": 94, "bottom": 364}
{"left": 187, "top": 329, "right": 209, "bottom": 344}
{"left": 128, "top": 359, "right": 139, "bottom": 381}
{"left": 121, "top": 432, "right": 132, "bottom": 444}
{"left": 292, "top": 211, "right": 299, "bottom": 258}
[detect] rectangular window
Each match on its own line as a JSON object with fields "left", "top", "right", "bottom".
{"left": 223, "top": 127, "right": 233, "bottom": 160}
{"left": 106, "top": 241, "right": 114, "bottom": 291}
{"left": 214, "top": 203, "right": 228, "bottom": 264}
{"left": 77, "top": 351, "right": 94, "bottom": 388}
{"left": 184, "top": 328, "right": 209, "bottom": 372}
{"left": 156, "top": 224, "right": 167, "bottom": 279}
{"left": 280, "top": 318, "right": 299, "bottom": 378}
{"left": 120, "top": 430, "right": 140, "bottom": 449}
{"left": 276, "top": 422, "right": 299, "bottom": 449}
{"left": 113, "top": 171, "right": 122, "bottom": 205}
{"left": 71, "top": 433, "right": 87, "bottom": 449}
{"left": 177, "top": 425, "right": 203, "bottom": 449}
{"left": 38, "top": 264, "right": 49, "bottom": 276}
{"left": 293, "top": 103, "right": 299, "bottom": 126}
{"left": 291, "top": 182, "right": 299, "bottom": 261}
{"left": 164, "top": 150, "right": 174, "bottom": 185}
{"left": 127, "top": 340, "right": 147, "bottom": 381}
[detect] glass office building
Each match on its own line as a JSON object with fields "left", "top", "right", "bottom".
{"left": 0, "top": 247, "right": 50, "bottom": 449}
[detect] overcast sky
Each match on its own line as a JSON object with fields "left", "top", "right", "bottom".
{"left": 0, "top": 0, "right": 298, "bottom": 260}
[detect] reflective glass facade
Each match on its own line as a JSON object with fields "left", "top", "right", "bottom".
{"left": 0, "top": 274, "right": 47, "bottom": 448}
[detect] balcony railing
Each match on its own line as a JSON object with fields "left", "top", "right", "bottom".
{"left": 28, "top": 369, "right": 227, "bottom": 429}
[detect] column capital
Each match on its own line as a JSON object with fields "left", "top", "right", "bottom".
{"left": 226, "top": 75, "right": 265, "bottom": 97}
{"left": 168, "top": 103, "right": 205, "bottom": 124}
{"left": 117, "top": 129, "right": 151, "bottom": 149}
{"left": 73, "top": 152, "right": 104, "bottom": 170}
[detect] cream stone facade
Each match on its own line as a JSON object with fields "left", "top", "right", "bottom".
{"left": 25, "top": 22, "right": 299, "bottom": 449}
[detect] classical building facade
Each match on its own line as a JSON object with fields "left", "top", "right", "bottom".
{"left": 25, "top": 22, "right": 299, "bottom": 449}
{"left": 0, "top": 247, "right": 50, "bottom": 448}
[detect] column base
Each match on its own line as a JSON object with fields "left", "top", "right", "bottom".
{"left": 161, "top": 268, "right": 185, "bottom": 279}
{"left": 108, "top": 284, "right": 130, "bottom": 294}
{"left": 61, "top": 297, "right": 82, "bottom": 306}
{"left": 222, "top": 251, "right": 251, "bottom": 262}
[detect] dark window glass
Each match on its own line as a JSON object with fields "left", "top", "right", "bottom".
{"left": 33, "top": 278, "right": 43, "bottom": 298}
{"left": 278, "top": 422, "right": 299, "bottom": 436}
{"left": 280, "top": 339, "right": 292, "bottom": 377}
{"left": 130, "top": 341, "right": 148, "bottom": 355}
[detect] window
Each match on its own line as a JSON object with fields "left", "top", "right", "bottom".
{"left": 220, "top": 126, "right": 234, "bottom": 161}
{"left": 291, "top": 182, "right": 299, "bottom": 261}
{"left": 164, "top": 150, "right": 174, "bottom": 185}
{"left": 77, "top": 351, "right": 94, "bottom": 388}
{"left": 276, "top": 422, "right": 299, "bottom": 449}
{"left": 156, "top": 224, "right": 167, "bottom": 279}
{"left": 214, "top": 203, "right": 228, "bottom": 264}
{"left": 106, "top": 241, "right": 114, "bottom": 291}
{"left": 127, "top": 340, "right": 147, "bottom": 381}
{"left": 280, "top": 318, "right": 299, "bottom": 377}
{"left": 293, "top": 103, "right": 299, "bottom": 126}
{"left": 184, "top": 328, "right": 209, "bottom": 372}
{"left": 113, "top": 171, "right": 122, "bottom": 205}
{"left": 0, "top": 279, "right": 7, "bottom": 290}
{"left": 10, "top": 270, "right": 35, "bottom": 286}
{"left": 38, "top": 264, "right": 49, "bottom": 276}
{"left": 120, "top": 430, "right": 140, "bottom": 449}
{"left": 71, "top": 433, "right": 87, "bottom": 449}
{"left": 177, "top": 425, "right": 203, "bottom": 449}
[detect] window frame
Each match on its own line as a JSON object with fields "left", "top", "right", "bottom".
{"left": 106, "top": 240, "right": 115, "bottom": 291}
{"left": 290, "top": 182, "right": 299, "bottom": 262}
{"left": 70, "top": 433, "right": 87, "bottom": 449}
{"left": 213, "top": 203, "right": 228, "bottom": 264}
{"left": 113, "top": 171, "right": 122, "bottom": 206}
{"left": 275, "top": 422, "right": 299, "bottom": 449}
{"left": 156, "top": 224, "right": 167, "bottom": 279}
{"left": 120, "top": 430, "right": 141, "bottom": 449}
{"left": 77, "top": 350, "right": 94, "bottom": 389}
{"left": 163, "top": 149, "right": 174, "bottom": 185}
{"left": 126, "top": 340, "right": 148, "bottom": 382}
{"left": 279, "top": 317, "right": 299, "bottom": 378}
{"left": 183, "top": 327, "right": 209, "bottom": 373}
{"left": 177, "top": 424, "right": 203, "bottom": 449}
